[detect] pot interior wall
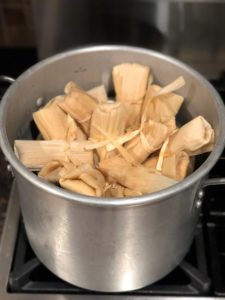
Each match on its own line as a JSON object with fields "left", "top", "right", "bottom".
{"left": 2, "top": 48, "right": 220, "bottom": 157}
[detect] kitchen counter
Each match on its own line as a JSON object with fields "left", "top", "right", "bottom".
{"left": 0, "top": 48, "right": 37, "bottom": 240}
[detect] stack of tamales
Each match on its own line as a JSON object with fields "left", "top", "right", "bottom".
{"left": 14, "top": 63, "right": 215, "bottom": 198}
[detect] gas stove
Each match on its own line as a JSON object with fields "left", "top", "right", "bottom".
{"left": 0, "top": 70, "right": 225, "bottom": 300}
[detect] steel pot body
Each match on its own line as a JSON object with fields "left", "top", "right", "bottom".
{"left": 0, "top": 46, "right": 224, "bottom": 292}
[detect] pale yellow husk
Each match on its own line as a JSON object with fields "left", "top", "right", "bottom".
{"left": 59, "top": 163, "right": 105, "bottom": 196}
{"left": 125, "top": 120, "right": 169, "bottom": 163}
{"left": 90, "top": 102, "right": 127, "bottom": 160}
{"left": 64, "top": 81, "right": 80, "bottom": 94}
{"left": 14, "top": 140, "right": 93, "bottom": 169}
{"left": 33, "top": 96, "right": 79, "bottom": 141}
{"left": 99, "top": 156, "right": 177, "bottom": 194}
{"left": 142, "top": 84, "right": 184, "bottom": 134}
{"left": 85, "top": 130, "right": 140, "bottom": 152}
{"left": 167, "top": 116, "right": 215, "bottom": 156}
{"left": 144, "top": 151, "right": 193, "bottom": 180}
{"left": 65, "top": 81, "right": 108, "bottom": 104}
{"left": 113, "top": 63, "right": 150, "bottom": 128}
{"left": 87, "top": 85, "right": 108, "bottom": 103}
{"left": 104, "top": 183, "right": 142, "bottom": 197}
{"left": 67, "top": 141, "right": 94, "bottom": 166}
{"left": 38, "top": 160, "right": 63, "bottom": 183}
{"left": 57, "top": 85, "right": 98, "bottom": 134}
{"left": 14, "top": 140, "right": 69, "bottom": 170}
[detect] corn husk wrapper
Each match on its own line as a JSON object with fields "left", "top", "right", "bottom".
{"left": 33, "top": 96, "right": 79, "bottom": 141}
{"left": 57, "top": 86, "right": 98, "bottom": 134}
{"left": 65, "top": 81, "right": 107, "bottom": 103}
{"left": 64, "top": 81, "right": 80, "bottom": 94}
{"left": 87, "top": 85, "right": 108, "bottom": 103}
{"left": 14, "top": 140, "right": 68, "bottom": 170}
{"left": 167, "top": 116, "right": 215, "bottom": 156}
{"left": 59, "top": 163, "right": 105, "bottom": 196}
{"left": 113, "top": 63, "right": 150, "bottom": 102}
{"left": 14, "top": 140, "right": 93, "bottom": 169}
{"left": 144, "top": 151, "right": 193, "bottom": 180}
{"left": 99, "top": 157, "right": 177, "bottom": 194}
{"left": 163, "top": 118, "right": 177, "bottom": 134}
{"left": 90, "top": 102, "right": 127, "bottom": 160}
{"left": 67, "top": 141, "right": 94, "bottom": 166}
{"left": 66, "top": 114, "right": 87, "bottom": 140}
{"left": 75, "top": 123, "right": 87, "bottom": 140}
{"left": 125, "top": 120, "right": 168, "bottom": 163}
{"left": 113, "top": 63, "right": 150, "bottom": 128}
{"left": 38, "top": 160, "right": 63, "bottom": 183}
{"left": 104, "top": 183, "right": 142, "bottom": 198}
{"left": 142, "top": 84, "right": 184, "bottom": 134}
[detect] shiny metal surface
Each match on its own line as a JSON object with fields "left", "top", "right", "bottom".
{"left": 0, "top": 76, "right": 15, "bottom": 84}
{"left": 0, "top": 46, "right": 225, "bottom": 292}
{"left": 0, "top": 186, "right": 224, "bottom": 299}
{"left": 31, "top": 0, "right": 225, "bottom": 78}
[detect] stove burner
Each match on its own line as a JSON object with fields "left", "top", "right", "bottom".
{"left": 8, "top": 222, "right": 211, "bottom": 295}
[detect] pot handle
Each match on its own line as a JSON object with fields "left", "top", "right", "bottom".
{"left": 194, "top": 177, "right": 225, "bottom": 210}
{"left": 202, "top": 177, "right": 225, "bottom": 188}
{"left": 194, "top": 177, "right": 225, "bottom": 209}
{"left": 0, "top": 75, "right": 15, "bottom": 85}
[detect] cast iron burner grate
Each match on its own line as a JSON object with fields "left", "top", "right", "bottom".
{"left": 8, "top": 221, "right": 211, "bottom": 295}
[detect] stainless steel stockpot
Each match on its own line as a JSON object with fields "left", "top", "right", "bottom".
{"left": 0, "top": 46, "right": 225, "bottom": 292}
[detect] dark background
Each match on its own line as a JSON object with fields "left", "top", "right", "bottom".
{"left": 0, "top": 47, "right": 37, "bottom": 236}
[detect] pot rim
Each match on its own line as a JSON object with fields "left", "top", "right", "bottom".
{"left": 0, "top": 45, "right": 225, "bottom": 207}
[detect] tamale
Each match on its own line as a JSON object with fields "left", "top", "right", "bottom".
{"left": 38, "top": 160, "right": 63, "bottom": 183}
{"left": 71, "top": 119, "right": 87, "bottom": 141}
{"left": 64, "top": 81, "right": 80, "bottom": 94}
{"left": 59, "top": 163, "right": 105, "bottom": 196}
{"left": 113, "top": 63, "right": 150, "bottom": 128}
{"left": 19, "top": 63, "right": 216, "bottom": 199}
{"left": 14, "top": 140, "right": 93, "bottom": 169}
{"left": 144, "top": 151, "right": 193, "bottom": 180}
{"left": 14, "top": 140, "right": 68, "bottom": 169}
{"left": 60, "top": 179, "right": 97, "bottom": 196}
{"left": 104, "top": 183, "right": 142, "bottom": 198}
{"left": 57, "top": 85, "right": 98, "bottom": 134}
{"left": 87, "top": 85, "right": 108, "bottom": 103}
{"left": 65, "top": 81, "right": 107, "bottom": 103}
{"left": 33, "top": 96, "right": 78, "bottom": 141}
{"left": 66, "top": 114, "right": 87, "bottom": 141}
{"left": 85, "top": 129, "right": 140, "bottom": 151}
{"left": 167, "top": 116, "right": 215, "bottom": 156}
{"left": 92, "top": 123, "right": 140, "bottom": 166}
{"left": 90, "top": 102, "right": 127, "bottom": 160}
{"left": 125, "top": 120, "right": 168, "bottom": 163}
{"left": 153, "top": 76, "right": 185, "bottom": 97}
{"left": 99, "top": 157, "right": 177, "bottom": 194}
{"left": 142, "top": 84, "right": 184, "bottom": 134}
{"left": 163, "top": 118, "right": 177, "bottom": 134}
{"left": 156, "top": 137, "right": 170, "bottom": 172}
{"left": 67, "top": 141, "right": 94, "bottom": 166}
{"left": 113, "top": 63, "right": 150, "bottom": 102}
